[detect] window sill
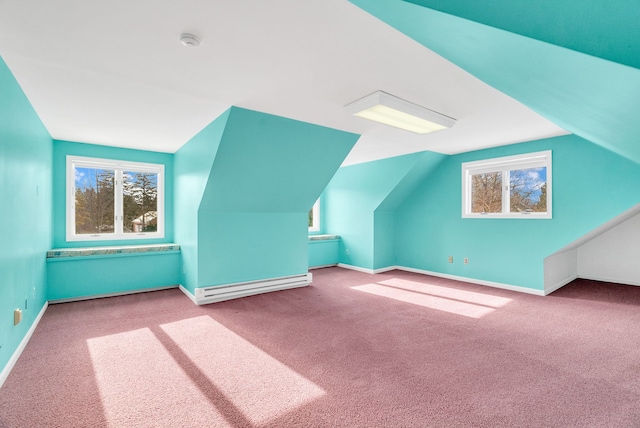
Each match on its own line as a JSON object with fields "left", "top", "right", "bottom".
{"left": 47, "top": 243, "right": 180, "bottom": 261}
{"left": 462, "top": 214, "right": 551, "bottom": 219}
{"left": 309, "top": 234, "right": 340, "bottom": 242}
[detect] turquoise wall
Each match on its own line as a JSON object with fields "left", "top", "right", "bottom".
{"left": 176, "top": 107, "right": 358, "bottom": 292}
{"left": 47, "top": 141, "right": 176, "bottom": 301}
{"left": 324, "top": 151, "right": 445, "bottom": 270}
{"left": 401, "top": 0, "right": 640, "bottom": 69}
{"left": 52, "top": 140, "right": 175, "bottom": 248}
{"left": 199, "top": 108, "right": 357, "bottom": 213}
{"left": 373, "top": 211, "right": 396, "bottom": 269}
{"left": 47, "top": 251, "right": 181, "bottom": 301}
{"left": 396, "top": 134, "right": 640, "bottom": 290}
{"left": 0, "top": 57, "right": 52, "bottom": 374}
{"left": 198, "top": 212, "right": 308, "bottom": 285}
{"left": 308, "top": 238, "right": 340, "bottom": 268}
{"left": 198, "top": 107, "right": 358, "bottom": 286}
{"left": 173, "top": 109, "right": 229, "bottom": 292}
{"left": 375, "top": 151, "right": 446, "bottom": 268}
{"left": 324, "top": 153, "right": 423, "bottom": 269}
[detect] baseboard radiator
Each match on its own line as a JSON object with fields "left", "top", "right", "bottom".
{"left": 194, "top": 273, "right": 312, "bottom": 305}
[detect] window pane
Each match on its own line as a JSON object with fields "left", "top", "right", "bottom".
{"left": 509, "top": 167, "right": 547, "bottom": 213}
{"left": 123, "top": 171, "right": 159, "bottom": 233}
{"left": 471, "top": 172, "right": 502, "bottom": 213}
{"left": 74, "top": 167, "right": 115, "bottom": 234}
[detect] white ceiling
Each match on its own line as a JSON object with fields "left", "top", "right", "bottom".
{"left": 0, "top": 0, "right": 567, "bottom": 165}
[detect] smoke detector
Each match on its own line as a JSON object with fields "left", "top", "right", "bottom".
{"left": 180, "top": 33, "right": 200, "bottom": 48}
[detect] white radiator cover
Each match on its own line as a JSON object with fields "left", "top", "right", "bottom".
{"left": 194, "top": 273, "right": 312, "bottom": 305}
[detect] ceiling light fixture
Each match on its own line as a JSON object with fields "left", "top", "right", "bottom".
{"left": 180, "top": 33, "right": 200, "bottom": 48}
{"left": 345, "top": 91, "right": 456, "bottom": 134}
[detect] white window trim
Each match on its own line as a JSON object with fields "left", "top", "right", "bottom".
{"left": 66, "top": 156, "right": 165, "bottom": 241}
{"left": 309, "top": 199, "right": 320, "bottom": 232}
{"left": 462, "top": 150, "right": 552, "bottom": 219}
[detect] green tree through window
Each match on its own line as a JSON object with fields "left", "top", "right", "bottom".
{"left": 123, "top": 171, "right": 158, "bottom": 233}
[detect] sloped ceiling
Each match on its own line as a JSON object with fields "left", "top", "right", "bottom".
{"left": 352, "top": 0, "right": 640, "bottom": 164}
{"left": 0, "top": 0, "right": 566, "bottom": 165}
{"left": 402, "top": 0, "right": 640, "bottom": 69}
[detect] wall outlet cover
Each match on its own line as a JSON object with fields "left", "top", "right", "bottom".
{"left": 14, "top": 308, "right": 22, "bottom": 326}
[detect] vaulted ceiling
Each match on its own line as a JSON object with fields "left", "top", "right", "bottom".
{"left": 3, "top": 1, "right": 633, "bottom": 166}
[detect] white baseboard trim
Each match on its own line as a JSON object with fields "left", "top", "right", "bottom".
{"left": 48, "top": 285, "right": 179, "bottom": 304}
{"left": 0, "top": 302, "right": 48, "bottom": 390}
{"left": 578, "top": 275, "right": 640, "bottom": 287}
{"left": 309, "top": 264, "right": 338, "bottom": 270}
{"left": 395, "top": 266, "right": 546, "bottom": 296}
{"left": 337, "top": 263, "right": 397, "bottom": 274}
{"left": 179, "top": 284, "right": 197, "bottom": 305}
{"left": 373, "top": 266, "right": 398, "bottom": 274}
{"left": 544, "top": 274, "right": 578, "bottom": 295}
{"left": 193, "top": 273, "right": 313, "bottom": 305}
{"left": 337, "top": 263, "right": 375, "bottom": 274}
{"left": 337, "top": 263, "right": 548, "bottom": 296}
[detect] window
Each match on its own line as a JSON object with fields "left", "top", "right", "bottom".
{"left": 462, "top": 151, "right": 551, "bottom": 219}
{"left": 308, "top": 199, "right": 320, "bottom": 232}
{"left": 67, "top": 156, "right": 164, "bottom": 241}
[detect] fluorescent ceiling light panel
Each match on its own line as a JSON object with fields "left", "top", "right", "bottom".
{"left": 346, "top": 91, "right": 456, "bottom": 134}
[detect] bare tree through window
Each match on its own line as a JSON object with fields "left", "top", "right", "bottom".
{"left": 463, "top": 151, "right": 551, "bottom": 218}
{"left": 471, "top": 172, "right": 502, "bottom": 213}
{"left": 509, "top": 168, "right": 547, "bottom": 213}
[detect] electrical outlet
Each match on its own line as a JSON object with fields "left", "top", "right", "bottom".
{"left": 346, "top": 249, "right": 350, "bottom": 256}
{"left": 464, "top": 258, "right": 469, "bottom": 264}
{"left": 14, "top": 309, "right": 22, "bottom": 326}
{"left": 448, "top": 256, "right": 453, "bottom": 263}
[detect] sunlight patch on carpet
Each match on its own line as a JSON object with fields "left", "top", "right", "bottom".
{"left": 378, "top": 278, "right": 512, "bottom": 308}
{"left": 87, "top": 328, "right": 231, "bottom": 427}
{"left": 160, "top": 316, "right": 326, "bottom": 425}
{"left": 352, "top": 282, "right": 501, "bottom": 318}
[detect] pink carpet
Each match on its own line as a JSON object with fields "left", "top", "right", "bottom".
{"left": 1, "top": 267, "right": 640, "bottom": 427}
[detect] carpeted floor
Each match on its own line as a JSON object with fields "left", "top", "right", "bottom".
{"left": 1, "top": 267, "right": 640, "bottom": 427}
